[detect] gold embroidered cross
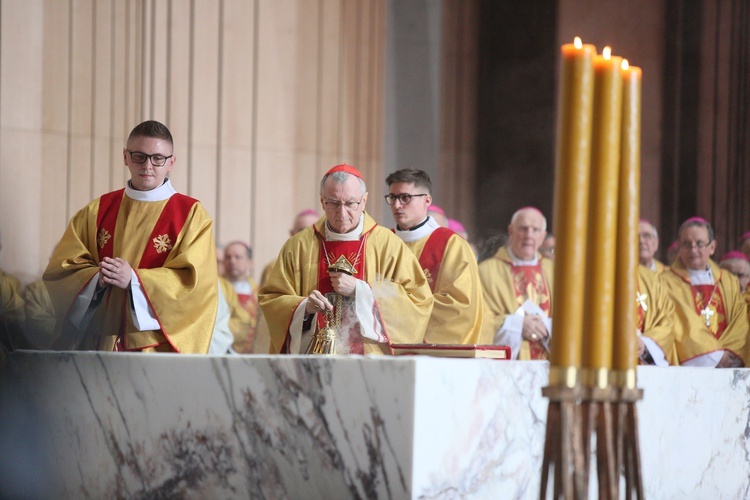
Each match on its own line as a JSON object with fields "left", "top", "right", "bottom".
{"left": 97, "top": 229, "right": 111, "bottom": 249}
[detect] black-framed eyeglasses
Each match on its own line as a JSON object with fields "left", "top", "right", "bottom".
{"left": 127, "top": 150, "right": 173, "bottom": 167}
{"left": 680, "top": 240, "right": 711, "bottom": 251}
{"left": 323, "top": 199, "right": 363, "bottom": 211}
{"left": 384, "top": 193, "right": 428, "bottom": 206}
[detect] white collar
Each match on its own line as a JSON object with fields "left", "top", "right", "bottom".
{"left": 507, "top": 247, "right": 539, "bottom": 266}
{"left": 688, "top": 266, "right": 715, "bottom": 285}
{"left": 325, "top": 213, "right": 365, "bottom": 241}
{"left": 394, "top": 217, "right": 439, "bottom": 243}
{"left": 125, "top": 178, "right": 176, "bottom": 201}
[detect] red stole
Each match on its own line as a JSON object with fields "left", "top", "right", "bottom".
{"left": 96, "top": 189, "right": 198, "bottom": 351}
{"left": 508, "top": 261, "right": 551, "bottom": 360}
{"left": 690, "top": 284, "right": 728, "bottom": 339}
{"left": 316, "top": 233, "right": 368, "bottom": 354}
{"left": 418, "top": 228, "right": 454, "bottom": 292}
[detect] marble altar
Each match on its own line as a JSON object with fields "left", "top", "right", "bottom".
{"left": 1, "top": 352, "right": 749, "bottom": 498}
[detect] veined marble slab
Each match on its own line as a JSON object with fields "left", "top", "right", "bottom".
{"left": 1, "top": 352, "right": 749, "bottom": 499}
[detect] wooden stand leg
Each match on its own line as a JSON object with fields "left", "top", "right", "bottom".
{"left": 618, "top": 387, "right": 644, "bottom": 499}
{"left": 594, "top": 401, "right": 617, "bottom": 500}
{"left": 540, "top": 386, "right": 584, "bottom": 499}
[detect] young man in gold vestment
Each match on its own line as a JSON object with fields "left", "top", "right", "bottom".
{"left": 385, "top": 168, "right": 484, "bottom": 345}
{"left": 43, "top": 120, "right": 218, "bottom": 353}
{"left": 258, "top": 164, "right": 433, "bottom": 355}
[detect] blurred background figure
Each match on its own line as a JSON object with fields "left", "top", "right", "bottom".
{"left": 719, "top": 251, "right": 750, "bottom": 293}
{"left": 447, "top": 218, "right": 468, "bottom": 239}
{"left": 427, "top": 205, "right": 447, "bottom": 227}
{"left": 216, "top": 244, "right": 226, "bottom": 276}
{"left": 260, "top": 209, "right": 319, "bottom": 286}
{"left": 666, "top": 240, "right": 680, "bottom": 265}
{"left": 223, "top": 241, "right": 259, "bottom": 354}
{"left": 0, "top": 230, "right": 25, "bottom": 352}
{"left": 638, "top": 219, "right": 666, "bottom": 273}
{"left": 539, "top": 233, "right": 555, "bottom": 261}
{"left": 740, "top": 232, "right": 750, "bottom": 261}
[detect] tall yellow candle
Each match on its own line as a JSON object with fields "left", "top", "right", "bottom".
{"left": 582, "top": 47, "right": 623, "bottom": 384}
{"left": 550, "top": 37, "right": 595, "bottom": 377}
{"left": 613, "top": 61, "right": 642, "bottom": 374}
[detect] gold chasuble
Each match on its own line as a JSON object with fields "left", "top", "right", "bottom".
{"left": 258, "top": 213, "right": 433, "bottom": 355}
{"left": 478, "top": 246, "right": 554, "bottom": 360}
{"left": 636, "top": 265, "right": 676, "bottom": 365}
{"left": 397, "top": 222, "right": 485, "bottom": 344}
{"left": 44, "top": 181, "right": 218, "bottom": 353}
{"left": 662, "top": 259, "right": 749, "bottom": 366}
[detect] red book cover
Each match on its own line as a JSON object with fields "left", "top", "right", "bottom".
{"left": 391, "top": 344, "right": 511, "bottom": 359}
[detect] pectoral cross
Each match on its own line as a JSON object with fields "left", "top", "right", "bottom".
{"left": 700, "top": 306, "right": 715, "bottom": 327}
{"left": 635, "top": 292, "right": 648, "bottom": 311}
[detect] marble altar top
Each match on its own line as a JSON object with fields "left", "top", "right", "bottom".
{"left": 1, "top": 352, "right": 748, "bottom": 499}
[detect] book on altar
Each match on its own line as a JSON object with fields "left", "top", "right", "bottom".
{"left": 390, "top": 344, "right": 511, "bottom": 359}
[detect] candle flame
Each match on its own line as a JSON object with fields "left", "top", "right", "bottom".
{"left": 622, "top": 59, "right": 630, "bottom": 70}
{"left": 603, "top": 46, "right": 612, "bottom": 60}
{"left": 574, "top": 37, "right": 582, "bottom": 49}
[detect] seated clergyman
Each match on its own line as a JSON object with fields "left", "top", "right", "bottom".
{"left": 479, "top": 207, "right": 553, "bottom": 360}
{"left": 662, "top": 217, "right": 748, "bottom": 367}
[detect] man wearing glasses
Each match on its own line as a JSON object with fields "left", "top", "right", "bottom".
{"left": 479, "top": 207, "right": 553, "bottom": 360}
{"left": 259, "top": 164, "right": 432, "bottom": 354}
{"left": 43, "top": 120, "right": 218, "bottom": 353}
{"left": 662, "top": 217, "right": 748, "bottom": 367}
{"left": 385, "top": 169, "right": 484, "bottom": 345}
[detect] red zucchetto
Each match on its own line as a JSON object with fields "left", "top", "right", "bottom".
{"left": 325, "top": 164, "right": 363, "bottom": 179}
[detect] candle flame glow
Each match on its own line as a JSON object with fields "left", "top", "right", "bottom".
{"left": 622, "top": 59, "right": 630, "bottom": 70}
{"left": 574, "top": 37, "right": 582, "bottom": 49}
{"left": 603, "top": 46, "right": 612, "bottom": 60}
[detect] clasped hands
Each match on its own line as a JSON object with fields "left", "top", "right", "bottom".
{"left": 305, "top": 271, "right": 356, "bottom": 315}
{"left": 98, "top": 257, "right": 132, "bottom": 289}
{"left": 521, "top": 313, "right": 549, "bottom": 343}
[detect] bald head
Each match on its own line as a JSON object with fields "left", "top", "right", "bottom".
{"left": 508, "top": 208, "right": 547, "bottom": 260}
{"left": 720, "top": 258, "right": 750, "bottom": 292}
{"left": 290, "top": 210, "right": 318, "bottom": 236}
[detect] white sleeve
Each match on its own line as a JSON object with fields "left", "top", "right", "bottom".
{"left": 288, "top": 299, "right": 314, "bottom": 354}
{"left": 353, "top": 280, "right": 387, "bottom": 343}
{"left": 129, "top": 269, "right": 160, "bottom": 331}
{"left": 208, "top": 282, "right": 235, "bottom": 355}
{"left": 495, "top": 311, "right": 524, "bottom": 360}
{"left": 641, "top": 336, "right": 669, "bottom": 366}
{"left": 681, "top": 351, "right": 723, "bottom": 368}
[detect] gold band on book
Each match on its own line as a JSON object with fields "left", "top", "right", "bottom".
{"left": 582, "top": 367, "right": 610, "bottom": 389}
{"left": 548, "top": 366, "right": 579, "bottom": 388}
{"left": 612, "top": 369, "right": 637, "bottom": 389}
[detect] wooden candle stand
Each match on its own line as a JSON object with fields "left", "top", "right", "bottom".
{"left": 541, "top": 383, "right": 644, "bottom": 499}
